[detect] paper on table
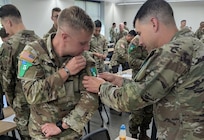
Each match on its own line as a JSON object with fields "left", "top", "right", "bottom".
{"left": 122, "top": 73, "right": 132, "bottom": 79}
{"left": 1, "top": 114, "right": 15, "bottom": 123}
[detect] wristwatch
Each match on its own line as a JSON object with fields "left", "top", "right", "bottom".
{"left": 56, "top": 120, "right": 66, "bottom": 132}
{"left": 63, "top": 66, "right": 70, "bottom": 76}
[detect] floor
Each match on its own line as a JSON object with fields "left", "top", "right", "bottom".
{"left": 85, "top": 105, "right": 152, "bottom": 140}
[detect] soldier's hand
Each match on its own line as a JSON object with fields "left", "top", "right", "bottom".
{"left": 41, "top": 123, "right": 61, "bottom": 137}
{"left": 99, "top": 72, "right": 123, "bottom": 87}
{"left": 93, "top": 52, "right": 105, "bottom": 59}
{"left": 66, "top": 55, "right": 86, "bottom": 75}
{"left": 83, "top": 76, "right": 105, "bottom": 93}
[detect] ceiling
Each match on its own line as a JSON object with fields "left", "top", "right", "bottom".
{"left": 95, "top": 0, "right": 204, "bottom": 5}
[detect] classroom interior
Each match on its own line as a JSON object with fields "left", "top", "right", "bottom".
{"left": 0, "top": 0, "right": 204, "bottom": 140}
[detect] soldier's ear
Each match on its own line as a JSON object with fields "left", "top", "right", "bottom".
{"left": 150, "top": 17, "right": 159, "bottom": 32}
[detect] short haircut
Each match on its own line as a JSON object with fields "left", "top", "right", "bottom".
{"left": 133, "top": 0, "right": 174, "bottom": 27}
{"left": 181, "top": 19, "right": 186, "bottom": 23}
{"left": 0, "top": 28, "right": 9, "bottom": 38}
{"left": 124, "top": 21, "right": 127, "bottom": 25}
{"left": 0, "top": 4, "right": 21, "bottom": 19}
{"left": 52, "top": 7, "right": 61, "bottom": 16}
{"left": 128, "top": 30, "right": 137, "bottom": 36}
{"left": 112, "top": 22, "right": 116, "bottom": 26}
{"left": 58, "top": 6, "right": 94, "bottom": 33}
{"left": 94, "top": 20, "right": 102, "bottom": 28}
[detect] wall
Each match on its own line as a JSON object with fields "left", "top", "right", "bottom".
{"left": 9, "top": 0, "right": 74, "bottom": 37}
{"left": 104, "top": 1, "right": 204, "bottom": 38}
{"left": 104, "top": 2, "right": 125, "bottom": 40}
{"left": 4, "top": 1, "right": 204, "bottom": 38}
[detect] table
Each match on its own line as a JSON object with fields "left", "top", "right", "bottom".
{"left": 108, "top": 47, "right": 114, "bottom": 52}
{"left": 115, "top": 136, "right": 138, "bottom": 140}
{"left": 0, "top": 107, "right": 16, "bottom": 135}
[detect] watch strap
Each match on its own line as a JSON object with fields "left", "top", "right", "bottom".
{"left": 56, "top": 120, "right": 66, "bottom": 132}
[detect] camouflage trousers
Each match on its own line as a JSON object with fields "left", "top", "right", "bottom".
{"left": 129, "top": 105, "right": 153, "bottom": 135}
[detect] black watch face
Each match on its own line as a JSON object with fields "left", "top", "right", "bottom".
{"left": 57, "top": 121, "right": 62, "bottom": 127}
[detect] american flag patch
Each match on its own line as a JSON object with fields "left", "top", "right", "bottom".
{"left": 20, "top": 50, "right": 36, "bottom": 63}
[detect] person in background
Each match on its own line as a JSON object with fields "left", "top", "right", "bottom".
{"left": 17, "top": 6, "right": 98, "bottom": 139}
{"left": 0, "top": 27, "right": 9, "bottom": 120}
{"left": 89, "top": 19, "right": 108, "bottom": 73}
{"left": 116, "top": 22, "right": 128, "bottom": 43}
{"left": 0, "top": 4, "right": 40, "bottom": 140}
{"left": 109, "top": 22, "right": 117, "bottom": 43}
{"left": 180, "top": 19, "right": 188, "bottom": 30}
{"left": 110, "top": 30, "right": 136, "bottom": 73}
{"left": 195, "top": 21, "right": 204, "bottom": 39}
{"left": 124, "top": 21, "right": 129, "bottom": 31}
{"left": 82, "top": 0, "right": 204, "bottom": 139}
{"left": 128, "top": 35, "right": 152, "bottom": 140}
{"left": 0, "top": 27, "right": 9, "bottom": 43}
{"left": 43, "top": 7, "right": 61, "bottom": 39}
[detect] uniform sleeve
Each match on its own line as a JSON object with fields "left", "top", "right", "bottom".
{"left": 62, "top": 53, "right": 99, "bottom": 134}
{"left": 17, "top": 44, "right": 65, "bottom": 104}
{"left": 128, "top": 44, "right": 144, "bottom": 70}
{"left": 99, "top": 48, "right": 190, "bottom": 112}
{"left": 62, "top": 92, "right": 98, "bottom": 134}
{"left": 0, "top": 43, "right": 16, "bottom": 106}
{"left": 103, "top": 37, "right": 108, "bottom": 56}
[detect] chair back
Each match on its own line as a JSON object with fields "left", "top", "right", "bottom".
{"left": 81, "top": 128, "right": 111, "bottom": 140}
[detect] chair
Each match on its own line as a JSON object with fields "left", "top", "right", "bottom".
{"left": 81, "top": 128, "right": 111, "bottom": 140}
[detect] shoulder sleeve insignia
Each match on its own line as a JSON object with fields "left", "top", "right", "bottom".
{"left": 120, "top": 44, "right": 125, "bottom": 48}
{"left": 19, "top": 50, "right": 36, "bottom": 63}
{"left": 18, "top": 60, "right": 33, "bottom": 77}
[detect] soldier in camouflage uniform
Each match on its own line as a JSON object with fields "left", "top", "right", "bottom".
{"left": 89, "top": 20, "right": 108, "bottom": 73}
{"left": 200, "top": 34, "right": 204, "bottom": 43}
{"left": 110, "top": 30, "right": 136, "bottom": 73}
{"left": 17, "top": 6, "right": 98, "bottom": 140}
{"left": 124, "top": 21, "right": 129, "bottom": 32}
{"left": 109, "top": 22, "right": 117, "bottom": 43}
{"left": 116, "top": 23, "right": 128, "bottom": 43}
{"left": 128, "top": 36, "right": 152, "bottom": 140}
{"left": 195, "top": 21, "right": 204, "bottom": 40}
{"left": 43, "top": 7, "right": 61, "bottom": 39}
{"left": 83, "top": 0, "right": 204, "bottom": 139}
{"left": 0, "top": 27, "right": 9, "bottom": 120}
{"left": 0, "top": 4, "right": 40, "bottom": 140}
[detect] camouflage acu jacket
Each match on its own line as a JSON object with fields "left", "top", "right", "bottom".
{"left": 111, "top": 36, "right": 129, "bottom": 67}
{"left": 100, "top": 28, "right": 204, "bottom": 140}
{"left": 0, "top": 30, "right": 39, "bottom": 136}
{"left": 43, "top": 24, "right": 57, "bottom": 39}
{"left": 128, "top": 36, "right": 148, "bottom": 78}
{"left": 17, "top": 34, "right": 98, "bottom": 139}
{"left": 89, "top": 34, "right": 108, "bottom": 73}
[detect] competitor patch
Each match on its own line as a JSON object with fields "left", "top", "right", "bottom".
{"left": 19, "top": 60, "right": 32, "bottom": 77}
{"left": 128, "top": 44, "right": 136, "bottom": 53}
{"left": 20, "top": 50, "right": 36, "bottom": 63}
{"left": 90, "top": 67, "right": 97, "bottom": 77}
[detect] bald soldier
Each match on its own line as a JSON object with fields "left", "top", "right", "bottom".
{"left": 116, "top": 22, "right": 128, "bottom": 43}
{"left": 83, "top": 0, "right": 204, "bottom": 139}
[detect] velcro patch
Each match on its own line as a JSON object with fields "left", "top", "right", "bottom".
{"left": 120, "top": 44, "right": 125, "bottom": 48}
{"left": 19, "top": 60, "right": 32, "bottom": 77}
{"left": 20, "top": 50, "right": 36, "bottom": 63}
